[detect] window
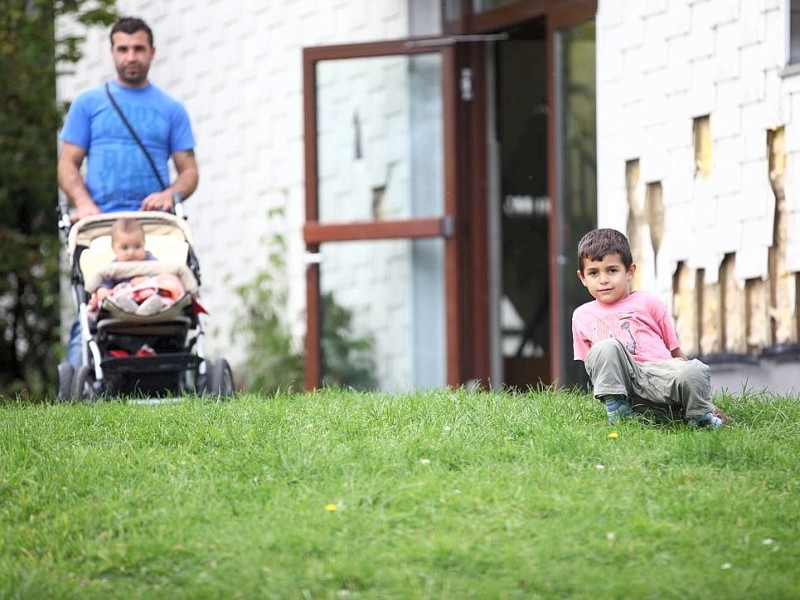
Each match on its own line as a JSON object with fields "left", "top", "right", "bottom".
{"left": 474, "top": 0, "right": 518, "bottom": 11}
{"left": 790, "top": 0, "right": 800, "bottom": 64}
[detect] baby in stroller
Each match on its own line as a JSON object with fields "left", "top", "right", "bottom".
{"left": 58, "top": 210, "right": 234, "bottom": 401}
{"left": 88, "top": 217, "right": 186, "bottom": 316}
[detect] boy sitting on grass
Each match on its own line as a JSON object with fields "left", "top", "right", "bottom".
{"left": 571, "top": 228, "right": 727, "bottom": 427}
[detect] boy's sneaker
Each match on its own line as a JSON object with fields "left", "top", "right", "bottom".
{"left": 712, "top": 406, "right": 732, "bottom": 424}
{"left": 687, "top": 412, "right": 724, "bottom": 428}
{"left": 602, "top": 395, "right": 635, "bottom": 424}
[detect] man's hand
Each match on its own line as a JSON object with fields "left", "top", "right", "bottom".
{"left": 140, "top": 189, "right": 174, "bottom": 212}
{"left": 76, "top": 200, "right": 101, "bottom": 220}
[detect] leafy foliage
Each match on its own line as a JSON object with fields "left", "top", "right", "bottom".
{"left": 231, "top": 207, "right": 377, "bottom": 393}
{"left": 230, "top": 210, "right": 305, "bottom": 393}
{"left": 320, "top": 291, "right": 377, "bottom": 390}
{"left": 0, "top": 1, "right": 117, "bottom": 399}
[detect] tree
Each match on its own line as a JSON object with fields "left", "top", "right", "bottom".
{"left": 0, "top": 0, "right": 117, "bottom": 399}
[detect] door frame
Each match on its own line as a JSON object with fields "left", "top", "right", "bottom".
{"left": 301, "top": 0, "right": 597, "bottom": 390}
{"left": 446, "top": 1, "right": 598, "bottom": 384}
{"left": 302, "top": 39, "right": 472, "bottom": 390}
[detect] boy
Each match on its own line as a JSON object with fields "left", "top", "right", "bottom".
{"left": 571, "top": 228, "right": 725, "bottom": 427}
{"left": 90, "top": 218, "right": 184, "bottom": 315}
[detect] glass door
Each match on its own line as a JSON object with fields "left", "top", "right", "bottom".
{"left": 552, "top": 18, "right": 597, "bottom": 386}
{"left": 303, "top": 41, "right": 462, "bottom": 391}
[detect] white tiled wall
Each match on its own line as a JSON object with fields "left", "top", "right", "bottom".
{"left": 597, "top": 0, "right": 794, "bottom": 295}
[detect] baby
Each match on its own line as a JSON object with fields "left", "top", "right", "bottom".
{"left": 89, "top": 218, "right": 185, "bottom": 316}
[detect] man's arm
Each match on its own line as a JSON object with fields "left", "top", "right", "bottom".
{"left": 140, "top": 149, "right": 199, "bottom": 211}
{"left": 58, "top": 141, "right": 101, "bottom": 219}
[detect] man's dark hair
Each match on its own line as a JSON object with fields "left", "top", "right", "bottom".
{"left": 110, "top": 17, "right": 154, "bottom": 47}
{"left": 577, "top": 228, "right": 634, "bottom": 272}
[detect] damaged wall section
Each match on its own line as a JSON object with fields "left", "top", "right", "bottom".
{"left": 671, "top": 124, "right": 798, "bottom": 358}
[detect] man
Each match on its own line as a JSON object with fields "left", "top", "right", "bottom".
{"left": 59, "top": 16, "right": 198, "bottom": 217}
{"left": 59, "top": 16, "right": 199, "bottom": 368}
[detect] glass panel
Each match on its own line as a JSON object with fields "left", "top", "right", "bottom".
{"left": 555, "top": 20, "right": 597, "bottom": 387}
{"left": 474, "top": 0, "right": 518, "bottom": 12}
{"left": 319, "top": 238, "right": 446, "bottom": 392}
{"left": 496, "top": 39, "right": 551, "bottom": 388}
{"left": 316, "top": 54, "right": 443, "bottom": 223}
{"left": 443, "top": 0, "right": 462, "bottom": 21}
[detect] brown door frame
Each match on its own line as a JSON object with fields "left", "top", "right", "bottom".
{"left": 302, "top": 39, "right": 467, "bottom": 390}
{"left": 545, "top": 2, "right": 597, "bottom": 382}
{"left": 302, "top": 0, "right": 597, "bottom": 390}
{"left": 444, "top": 0, "right": 596, "bottom": 35}
{"left": 448, "top": 0, "right": 597, "bottom": 385}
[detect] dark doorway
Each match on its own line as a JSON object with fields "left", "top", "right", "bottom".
{"left": 495, "top": 20, "right": 550, "bottom": 388}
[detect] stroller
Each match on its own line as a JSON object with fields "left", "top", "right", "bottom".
{"left": 57, "top": 206, "right": 235, "bottom": 401}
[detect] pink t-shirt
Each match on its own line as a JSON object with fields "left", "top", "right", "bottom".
{"left": 572, "top": 291, "right": 681, "bottom": 363}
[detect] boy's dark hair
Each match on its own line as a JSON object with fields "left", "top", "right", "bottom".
{"left": 577, "top": 228, "right": 633, "bottom": 272}
{"left": 110, "top": 17, "right": 154, "bottom": 47}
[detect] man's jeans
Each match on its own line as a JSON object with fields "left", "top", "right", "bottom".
{"left": 66, "top": 317, "right": 82, "bottom": 368}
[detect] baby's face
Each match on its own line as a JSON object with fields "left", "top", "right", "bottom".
{"left": 112, "top": 230, "right": 147, "bottom": 261}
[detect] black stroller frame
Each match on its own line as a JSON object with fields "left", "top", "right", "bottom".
{"left": 57, "top": 203, "right": 234, "bottom": 401}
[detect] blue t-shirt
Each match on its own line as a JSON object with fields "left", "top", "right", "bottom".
{"left": 60, "top": 80, "right": 195, "bottom": 213}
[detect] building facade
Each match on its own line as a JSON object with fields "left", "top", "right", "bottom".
{"left": 57, "top": 1, "right": 800, "bottom": 394}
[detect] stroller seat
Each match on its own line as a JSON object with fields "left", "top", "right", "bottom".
{"left": 97, "top": 293, "right": 195, "bottom": 328}
{"left": 58, "top": 211, "right": 234, "bottom": 401}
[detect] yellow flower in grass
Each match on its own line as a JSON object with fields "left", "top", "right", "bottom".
{"left": 325, "top": 503, "right": 338, "bottom": 512}
{"left": 608, "top": 431, "right": 619, "bottom": 439}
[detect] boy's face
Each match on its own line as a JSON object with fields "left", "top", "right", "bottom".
{"left": 112, "top": 230, "right": 147, "bottom": 262}
{"left": 577, "top": 253, "right": 636, "bottom": 304}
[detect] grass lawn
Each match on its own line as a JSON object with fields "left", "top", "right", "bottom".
{"left": 1, "top": 388, "right": 798, "bottom": 599}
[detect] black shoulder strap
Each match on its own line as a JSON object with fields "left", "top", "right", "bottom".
{"left": 105, "top": 82, "right": 168, "bottom": 190}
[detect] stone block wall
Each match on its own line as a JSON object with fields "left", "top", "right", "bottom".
{"left": 597, "top": 0, "right": 800, "bottom": 359}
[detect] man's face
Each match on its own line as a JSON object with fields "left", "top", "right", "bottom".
{"left": 111, "top": 30, "right": 155, "bottom": 87}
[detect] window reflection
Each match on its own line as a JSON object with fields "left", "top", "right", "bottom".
{"left": 474, "top": 0, "right": 518, "bottom": 12}
{"left": 320, "top": 238, "right": 446, "bottom": 391}
{"left": 316, "top": 54, "right": 443, "bottom": 223}
{"left": 555, "top": 20, "right": 597, "bottom": 387}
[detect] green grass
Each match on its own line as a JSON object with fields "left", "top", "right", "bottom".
{"left": 1, "top": 388, "right": 799, "bottom": 599}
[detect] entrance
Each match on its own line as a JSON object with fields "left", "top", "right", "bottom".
{"left": 492, "top": 21, "right": 551, "bottom": 389}
{"left": 301, "top": 6, "right": 597, "bottom": 391}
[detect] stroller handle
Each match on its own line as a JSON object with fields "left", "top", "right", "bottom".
{"left": 57, "top": 194, "right": 188, "bottom": 238}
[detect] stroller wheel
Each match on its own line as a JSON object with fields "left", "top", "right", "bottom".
{"left": 57, "top": 362, "right": 74, "bottom": 402}
{"left": 205, "top": 359, "right": 235, "bottom": 398}
{"left": 71, "top": 365, "right": 98, "bottom": 402}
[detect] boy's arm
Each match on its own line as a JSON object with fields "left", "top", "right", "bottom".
{"left": 671, "top": 347, "right": 687, "bottom": 360}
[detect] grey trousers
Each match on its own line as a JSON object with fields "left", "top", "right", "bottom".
{"left": 583, "top": 338, "right": 715, "bottom": 419}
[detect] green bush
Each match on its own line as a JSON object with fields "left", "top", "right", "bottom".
{"left": 231, "top": 208, "right": 377, "bottom": 393}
